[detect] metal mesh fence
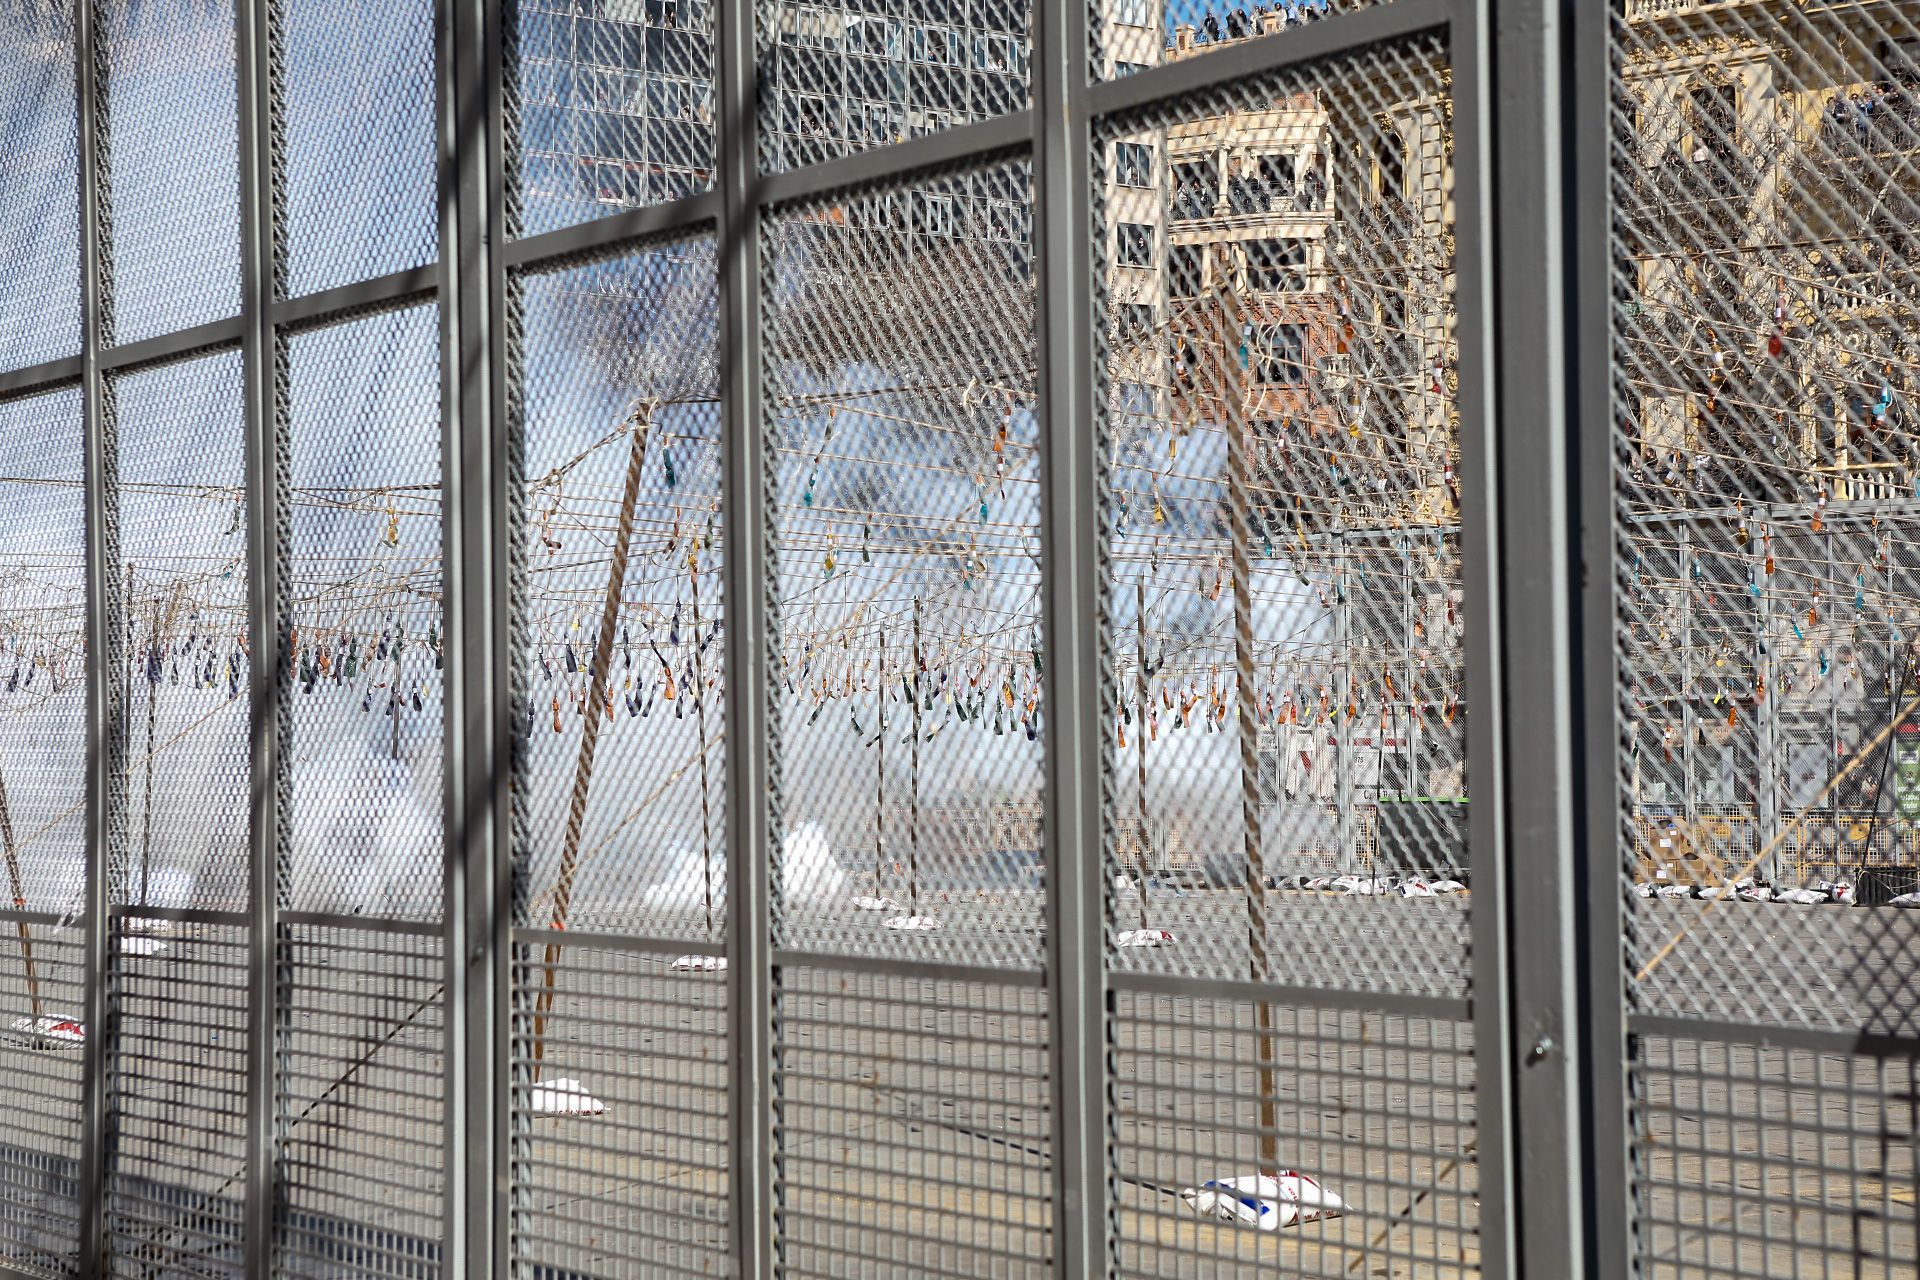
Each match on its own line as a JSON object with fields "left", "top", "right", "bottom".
{"left": 9, "top": 0, "right": 1920, "bottom": 1276}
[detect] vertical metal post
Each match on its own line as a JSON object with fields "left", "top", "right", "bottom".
{"left": 1034, "top": 0, "right": 1110, "bottom": 1270}
{"left": 440, "top": 0, "right": 504, "bottom": 1267}
{"left": 237, "top": 0, "right": 287, "bottom": 1270}
{"left": 1455, "top": 0, "right": 1601, "bottom": 1276}
{"left": 75, "top": 0, "right": 119, "bottom": 1265}
{"left": 717, "top": 0, "right": 776, "bottom": 1268}
{"left": 909, "top": 598, "right": 922, "bottom": 918}
{"left": 1404, "top": 540, "right": 1419, "bottom": 798}
{"left": 1134, "top": 581, "right": 1153, "bottom": 926}
{"left": 1336, "top": 533, "right": 1353, "bottom": 868}
{"left": 1681, "top": 525, "right": 1694, "bottom": 835}
{"left": 1756, "top": 513, "right": 1778, "bottom": 877}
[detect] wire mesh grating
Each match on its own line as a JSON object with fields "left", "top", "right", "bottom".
{"left": 0, "top": 0, "right": 82, "bottom": 372}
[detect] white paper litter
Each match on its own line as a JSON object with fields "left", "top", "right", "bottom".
{"left": 1429, "top": 879, "right": 1466, "bottom": 894}
{"left": 1180, "top": 1172, "right": 1349, "bottom": 1230}
{"left": 1655, "top": 884, "right": 1695, "bottom": 899}
{"left": 1398, "top": 880, "right": 1435, "bottom": 898}
{"left": 1890, "top": 892, "right": 1920, "bottom": 908}
{"left": 850, "top": 895, "right": 900, "bottom": 912}
{"left": 1737, "top": 885, "right": 1774, "bottom": 902}
{"left": 4, "top": 1014, "right": 85, "bottom": 1048}
{"left": 670, "top": 954, "right": 728, "bottom": 972}
{"left": 882, "top": 915, "right": 941, "bottom": 931}
{"left": 527, "top": 1077, "right": 607, "bottom": 1115}
{"left": 1774, "top": 887, "right": 1829, "bottom": 904}
{"left": 1115, "top": 928, "right": 1175, "bottom": 948}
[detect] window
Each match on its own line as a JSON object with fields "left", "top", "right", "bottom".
{"left": 1171, "top": 159, "right": 1216, "bottom": 217}
{"left": 914, "top": 193, "right": 955, "bottom": 237}
{"left": 1169, "top": 242, "right": 1205, "bottom": 297}
{"left": 648, "top": 75, "right": 685, "bottom": 120}
{"left": 1258, "top": 153, "right": 1294, "bottom": 199}
{"left": 1116, "top": 303, "right": 1155, "bottom": 340}
{"left": 782, "top": 3, "right": 839, "bottom": 46}
{"left": 1113, "top": 0, "right": 1153, "bottom": 26}
{"left": 1244, "top": 238, "right": 1306, "bottom": 292}
{"left": 913, "top": 24, "right": 959, "bottom": 64}
{"left": 986, "top": 199, "right": 1022, "bottom": 241}
{"left": 1114, "top": 141, "right": 1154, "bottom": 188}
{"left": 1115, "top": 222, "right": 1154, "bottom": 268}
{"left": 1114, "top": 60, "right": 1151, "bottom": 78}
{"left": 1254, "top": 323, "right": 1307, "bottom": 385}
{"left": 851, "top": 193, "right": 901, "bottom": 231}
{"left": 847, "top": 16, "right": 900, "bottom": 57}
{"left": 1377, "top": 129, "right": 1406, "bottom": 200}
{"left": 908, "top": 109, "right": 951, "bottom": 138}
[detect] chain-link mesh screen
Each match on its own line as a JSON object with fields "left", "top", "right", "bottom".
{"left": 102, "top": 0, "right": 242, "bottom": 346}
{"left": 1613, "top": 4, "right": 1920, "bottom": 1276}
{"left": 1092, "top": 33, "right": 1472, "bottom": 1277}
{"left": 506, "top": 236, "right": 727, "bottom": 1277}
{"left": 755, "top": 0, "right": 1029, "bottom": 173}
{"left": 506, "top": 0, "right": 718, "bottom": 240}
{"left": 115, "top": 353, "right": 251, "bottom": 914}
{"left": 0, "top": 1, "right": 81, "bottom": 372}
{"left": 282, "top": 0, "right": 437, "bottom": 298}
{"left": 1091, "top": 0, "right": 1383, "bottom": 87}
{"left": 764, "top": 162, "right": 1044, "bottom": 968}
{"left": 0, "top": 923, "right": 85, "bottom": 1276}
{"left": 285, "top": 307, "right": 442, "bottom": 921}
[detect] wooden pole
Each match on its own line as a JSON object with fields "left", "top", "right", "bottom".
{"left": 531, "top": 410, "right": 651, "bottom": 1074}
{"left": 1220, "top": 265, "right": 1278, "bottom": 1174}
{"left": 0, "top": 767, "right": 43, "bottom": 1022}
{"left": 139, "top": 581, "right": 186, "bottom": 907}
{"left": 1134, "top": 579, "right": 1152, "bottom": 931}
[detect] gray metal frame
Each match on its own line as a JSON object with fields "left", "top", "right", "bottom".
{"left": 0, "top": 0, "right": 1633, "bottom": 1275}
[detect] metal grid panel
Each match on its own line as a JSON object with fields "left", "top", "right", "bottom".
{"left": 514, "top": 239, "right": 724, "bottom": 941}
{"left": 763, "top": 161, "right": 1048, "bottom": 970}
{"left": 772, "top": 965, "right": 1052, "bottom": 1278}
{"left": 282, "top": 0, "right": 438, "bottom": 298}
{"left": 104, "top": 920, "right": 250, "bottom": 1278}
{"left": 754, "top": 0, "right": 1030, "bottom": 173}
{"left": 0, "top": 924, "right": 85, "bottom": 1276}
{"left": 0, "top": 388, "right": 87, "bottom": 913}
{"left": 101, "top": 0, "right": 242, "bottom": 346}
{"left": 113, "top": 353, "right": 251, "bottom": 914}
{"left": 276, "top": 924, "right": 444, "bottom": 1279}
{"left": 509, "top": 945, "right": 730, "bottom": 1278}
{"left": 1632, "top": 1030, "right": 1919, "bottom": 1279}
{"left": 1091, "top": 0, "right": 1386, "bottom": 87}
{"left": 1092, "top": 36, "right": 1463, "bottom": 998}
{"left": 1111, "top": 988, "right": 1475, "bottom": 1279}
{"left": 0, "top": 0, "right": 82, "bottom": 372}
{"left": 283, "top": 306, "right": 443, "bottom": 920}
{"left": 505, "top": 0, "right": 718, "bottom": 239}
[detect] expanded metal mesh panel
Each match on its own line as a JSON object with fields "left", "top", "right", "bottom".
{"left": 505, "top": 0, "right": 718, "bottom": 239}
{"left": 0, "top": 1, "right": 81, "bottom": 371}
{"left": 773, "top": 966, "right": 1052, "bottom": 1279}
{"left": 114, "top": 353, "right": 251, "bottom": 913}
{"left": 105, "top": 920, "right": 250, "bottom": 1279}
{"left": 0, "top": 922, "right": 85, "bottom": 1277}
{"left": 102, "top": 0, "right": 242, "bottom": 346}
{"left": 1112, "top": 987, "right": 1475, "bottom": 1279}
{"left": 515, "top": 240, "right": 724, "bottom": 940}
{"left": 1091, "top": 0, "right": 1382, "bottom": 87}
{"left": 763, "top": 163, "right": 1046, "bottom": 969}
{"left": 0, "top": 389, "right": 87, "bottom": 913}
{"left": 509, "top": 945, "right": 729, "bottom": 1278}
{"left": 755, "top": 0, "right": 1029, "bottom": 173}
{"left": 284, "top": 307, "right": 443, "bottom": 920}
{"left": 282, "top": 0, "right": 437, "bottom": 298}
{"left": 276, "top": 925, "right": 444, "bottom": 1279}
{"left": 1092, "top": 39, "right": 1463, "bottom": 999}
{"left": 1632, "top": 1030, "right": 1920, "bottom": 1280}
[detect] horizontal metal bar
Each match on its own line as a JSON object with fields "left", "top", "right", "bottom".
{"left": 1622, "top": 498, "right": 1920, "bottom": 531}
{"left": 514, "top": 927, "right": 725, "bottom": 957}
{"left": 109, "top": 904, "right": 248, "bottom": 928}
{"left": 1628, "top": 1013, "right": 1920, "bottom": 1060}
{"left": 1084, "top": 0, "right": 1450, "bottom": 123}
{"left": 754, "top": 112, "right": 1033, "bottom": 210}
{"left": 1110, "top": 970, "right": 1472, "bottom": 1023}
{"left": 0, "top": 908, "right": 71, "bottom": 928}
{"left": 501, "top": 191, "right": 722, "bottom": 269}
{"left": 271, "top": 265, "right": 439, "bottom": 328}
{"left": 771, "top": 948, "right": 1046, "bottom": 989}
{"left": 0, "top": 356, "right": 83, "bottom": 398}
{"left": 100, "top": 316, "right": 244, "bottom": 371}
{"left": 279, "top": 909, "right": 446, "bottom": 937}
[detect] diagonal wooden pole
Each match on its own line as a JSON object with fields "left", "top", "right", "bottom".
{"left": 0, "top": 766, "right": 43, "bottom": 1022}
{"left": 693, "top": 559, "right": 715, "bottom": 939}
{"left": 531, "top": 409, "right": 651, "bottom": 1076}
